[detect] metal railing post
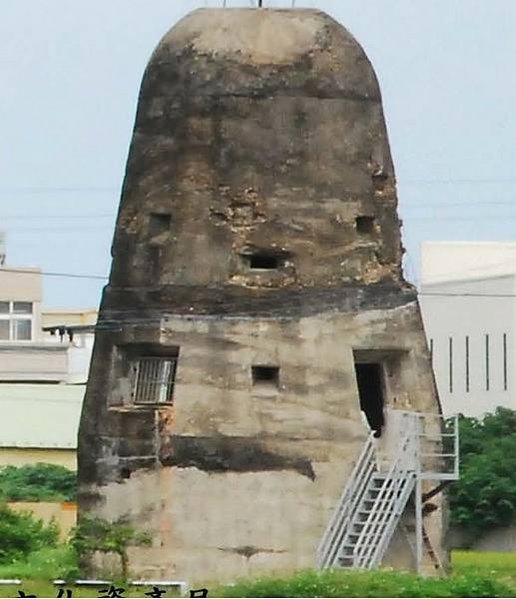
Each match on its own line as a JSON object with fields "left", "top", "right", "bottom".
{"left": 415, "top": 414, "right": 423, "bottom": 575}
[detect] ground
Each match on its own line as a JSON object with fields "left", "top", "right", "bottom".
{"left": 1, "top": 551, "right": 516, "bottom": 597}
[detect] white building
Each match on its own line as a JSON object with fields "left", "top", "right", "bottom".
{"left": 0, "top": 265, "right": 96, "bottom": 384}
{"left": 0, "top": 243, "right": 96, "bottom": 468}
{"left": 420, "top": 241, "right": 516, "bottom": 417}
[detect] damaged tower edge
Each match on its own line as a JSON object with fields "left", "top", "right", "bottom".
{"left": 78, "top": 8, "right": 448, "bottom": 582}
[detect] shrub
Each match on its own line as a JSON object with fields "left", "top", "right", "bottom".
{"left": 0, "top": 545, "right": 76, "bottom": 580}
{"left": 0, "top": 504, "right": 59, "bottom": 564}
{"left": 0, "top": 463, "right": 76, "bottom": 502}
{"left": 214, "top": 568, "right": 515, "bottom": 598}
{"left": 70, "top": 515, "right": 151, "bottom": 580}
{"left": 449, "top": 408, "right": 516, "bottom": 541}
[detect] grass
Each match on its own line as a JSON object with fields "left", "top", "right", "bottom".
{"left": 0, "top": 547, "right": 181, "bottom": 597}
{"left": 0, "top": 546, "right": 76, "bottom": 581}
{"left": 0, "top": 581, "right": 177, "bottom": 598}
{"left": 0, "top": 550, "right": 516, "bottom": 597}
{"left": 453, "top": 548, "right": 516, "bottom": 573}
{"left": 453, "top": 550, "right": 516, "bottom": 588}
{"left": 213, "top": 566, "right": 516, "bottom": 598}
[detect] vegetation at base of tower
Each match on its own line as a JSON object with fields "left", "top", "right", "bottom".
{"left": 0, "top": 504, "right": 59, "bottom": 565}
{"left": 70, "top": 516, "right": 152, "bottom": 580}
{"left": 0, "top": 552, "right": 513, "bottom": 597}
{"left": 0, "top": 463, "right": 76, "bottom": 502}
{"left": 214, "top": 561, "right": 516, "bottom": 597}
{"left": 0, "top": 545, "right": 76, "bottom": 580}
{"left": 448, "top": 407, "right": 516, "bottom": 542}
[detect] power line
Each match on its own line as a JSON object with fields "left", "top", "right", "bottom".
{"left": 3, "top": 214, "right": 115, "bottom": 220}
{"left": 0, "top": 267, "right": 108, "bottom": 280}
{"left": 4, "top": 265, "right": 516, "bottom": 298}
{"left": 7, "top": 226, "right": 113, "bottom": 233}
{"left": 1, "top": 177, "right": 516, "bottom": 195}
{"left": 4, "top": 199, "right": 516, "bottom": 220}
{"left": 0, "top": 186, "right": 118, "bottom": 194}
{"left": 419, "top": 291, "right": 516, "bottom": 298}
{"left": 6, "top": 265, "right": 516, "bottom": 300}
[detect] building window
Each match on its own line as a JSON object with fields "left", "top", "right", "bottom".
{"left": 0, "top": 301, "right": 33, "bottom": 341}
{"left": 252, "top": 365, "right": 279, "bottom": 388}
{"left": 133, "top": 357, "right": 177, "bottom": 404}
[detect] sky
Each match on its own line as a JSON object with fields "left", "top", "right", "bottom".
{"left": 1, "top": 0, "right": 516, "bottom": 308}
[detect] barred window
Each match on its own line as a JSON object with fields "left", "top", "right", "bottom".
{"left": 133, "top": 357, "right": 177, "bottom": 404}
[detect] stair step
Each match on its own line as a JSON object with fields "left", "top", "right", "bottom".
{"left": 368, "top": 487, "right": 406, "bottom": 495}
{"left": 363, "top": 500, "right": 399, "bottom": 507}
{"left": 319, "top": 443, "right": 417, "bottom": 571}
{"left": 338, "top": 557, "right": 354, "bottom": 567}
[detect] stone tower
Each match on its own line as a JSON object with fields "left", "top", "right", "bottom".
{"left": 78, "top": 8, "right": 444, "bottom": 582}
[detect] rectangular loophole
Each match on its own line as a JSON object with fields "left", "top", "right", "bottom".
{"left": 356, "top": 216, "right": 375, "bottom": 235}
{"left": 149, "top": 213, "right": 171, "bottom": 237}
{"left": 252, "top": 365, "right": 279, "bottom": 387}
{"left": 133, "top": 356, "right": 177, "bottom": 404}
{"left": 248, "top": 253, "right": 279, "bottom": 270}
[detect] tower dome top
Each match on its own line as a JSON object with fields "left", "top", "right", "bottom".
{"left": 110, "top": 8, "right": 404, "bottom": 309}
{"left": 148, "top": 8, "right": 380, "bottom": 101}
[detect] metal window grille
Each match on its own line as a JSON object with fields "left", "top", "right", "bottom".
{"left": 133, "top": 357, "right": 177, "bottom": 404}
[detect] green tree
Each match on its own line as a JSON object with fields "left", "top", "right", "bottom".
{"left": 0, "top": 464, "right": 76, "bottom": 502}
{"left": 0, "top": 504, "right": 59, "bottom": 564}
{"left": 449, "top": 407, "right": 516, "bottom": 542}
{"left": 70, "top": 516, "right": 151, "bottom": 580}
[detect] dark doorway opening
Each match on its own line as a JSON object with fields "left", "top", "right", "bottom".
{"left": 354, "top": 362, "right": 385, "bottom": 438}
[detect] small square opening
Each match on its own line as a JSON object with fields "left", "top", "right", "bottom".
{"left": 356, "top": 216, "right": 375, "bottom": 235}
{"left": 252, "top": 365, "right": 279, "bottom": 387}
{"left": 149, "top": 213, "right": 171, "bottom": 237}
{"left": 248, "top": 253, "right": 279, "bottom": 270}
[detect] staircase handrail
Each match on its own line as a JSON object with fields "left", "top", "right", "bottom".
{"left": 353, "top": 429, "right": 416, "bottom": 568}
{"left": 326, "top": 440, "right": 376, "bottom": 567}
{"left": 317, "top": 432, "right": 376, "bottom": 568}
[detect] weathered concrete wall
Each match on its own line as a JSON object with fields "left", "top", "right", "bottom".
{"left": 108, "top": 8, "right": 402, "bottom": 298}
{"left": 80, "top": 300, "right": 443, "bottom": 581}
{"left": 450, "top": 526, "right": 516, "bottom": 553}
{"left": 79, "top": 7, "right": 444, "bottom": 583}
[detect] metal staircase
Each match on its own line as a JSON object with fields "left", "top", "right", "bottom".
{"left": 317, "top": 410, "right": 458, "bottom": 573}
